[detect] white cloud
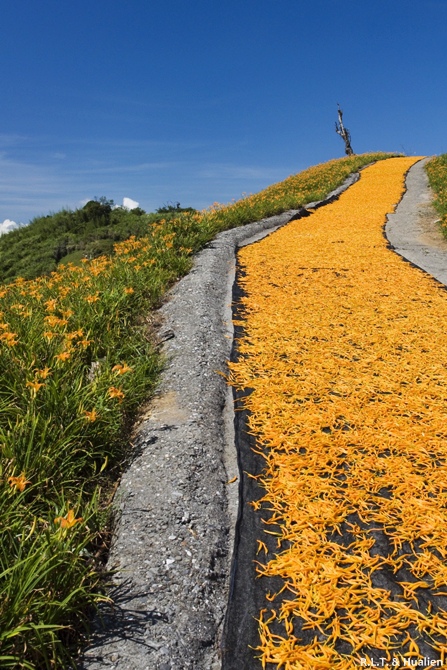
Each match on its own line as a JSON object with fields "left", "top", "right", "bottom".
{"left": 122, "top": 197, "right": 139, "bottom": 210}
{"left": 0, "top": 219, "right": 22, "bottom": 236}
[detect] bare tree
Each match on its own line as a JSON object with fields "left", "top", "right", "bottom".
{"left": 335, "top": 104, "right": 354, "bottom": 156}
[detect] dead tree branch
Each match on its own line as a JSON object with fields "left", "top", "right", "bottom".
{"left": 335, "top": 104, "right": 354, "bottom": 156}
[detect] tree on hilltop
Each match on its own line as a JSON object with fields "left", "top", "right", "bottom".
{"left": 335, "top": 104, "right": 354, "bottom": 156}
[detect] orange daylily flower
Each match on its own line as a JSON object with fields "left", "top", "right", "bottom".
{"left": 84, "top": 409, "right": 98, "bottom": 422}
{"left": 85, "top": 294, "right": 99, "bottom": 303}
{"left": 35, "top": 367, "right": 51, "bottom": 379}
{"left": 0, "top": 331, "right": 18, "bottom": 346}
{"left": 108, "top": 386, "right": 125, "bottom": 402}
{"left": 44, "top": 315, "right": 68, "bottom": 327}
{"left": 54, "top": 508, "right": 83, "bottom": 529}
{"left": 78, "top": 338, "right": 92, "bottom": 348}
{"left": 26, "top": 380, "right": 44, "bottom": 393}
{"left": 112, "top": 362, "right": 133, "bottom": 375}
{"left": 45, "top": 298, "right": 57, "bottom": 311}
{"left": 55, "top": 351, "right": 71, "bottom": 362}
{"left": 8, "top": 473, "right": 31, "bottom": 492}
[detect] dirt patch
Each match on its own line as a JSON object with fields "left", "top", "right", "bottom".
{"left": 416, "top": 201, "right": 446, "bottom": 248}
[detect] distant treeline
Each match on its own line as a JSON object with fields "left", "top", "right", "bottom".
{"left": 0, "top": 199, "right": 196, "bottom": 283}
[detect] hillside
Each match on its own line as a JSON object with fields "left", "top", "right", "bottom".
{"left": 0, "top": 200, "right": 195, "bottom": 283}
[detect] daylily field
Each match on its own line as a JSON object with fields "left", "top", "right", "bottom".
{"left": 2, "top": 151, "right": 446, "bottom": 668}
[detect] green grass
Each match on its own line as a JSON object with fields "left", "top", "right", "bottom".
{"left": 425, "top": 153, "right": 447, "bottom": 237}
{"left": 0, "top": 152, "right": 397, "bottom": 668}
{"left": 0, "top": 199, "right": 196, "bottom": 284}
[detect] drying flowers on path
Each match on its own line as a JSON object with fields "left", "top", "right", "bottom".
{"left": 229, "top": 157, "right": 447, "bottom": 667}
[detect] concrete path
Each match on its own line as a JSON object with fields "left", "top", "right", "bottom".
{"left": 386, "top": 157, "right": 447, "bottom": 285}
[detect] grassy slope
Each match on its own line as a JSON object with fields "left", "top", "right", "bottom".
{"left": 0, "top": 201, "right": 193, "bottom": 284}
{"left": 426, "top": 154, "right": 447, "bottom": 236}
{"left": 0, "top": 153, "right": 396, "bottom": 668}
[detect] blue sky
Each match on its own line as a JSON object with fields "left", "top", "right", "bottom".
{"left": 1, "top": 0, "right": 446, "bottom": 230}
